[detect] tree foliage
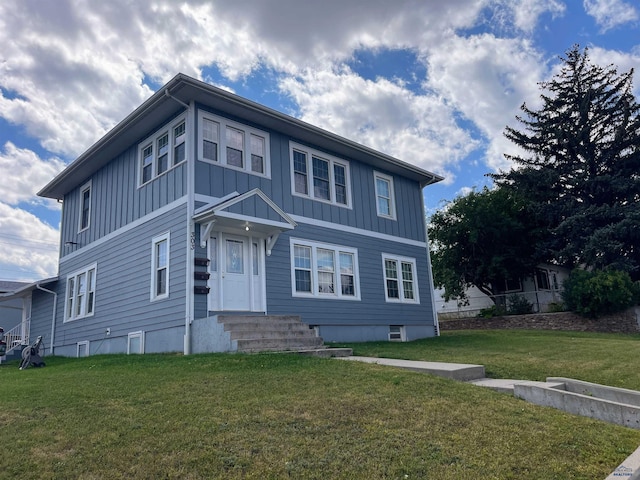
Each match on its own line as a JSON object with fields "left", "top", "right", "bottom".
{"left": 429, "top": 187, "right": 540, "bottom": 303}
{"left": 493, "top": 45, "right": 640, "bottom": 278}
{"left": 561, "top": 269, "right": 640, "bottom": 318}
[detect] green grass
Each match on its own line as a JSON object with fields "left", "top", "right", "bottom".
{"left": 339, "top": 329, "right": 640, "bottom": 390}
{"left": 0, "top": 330, "right": 639, "bottom": 479}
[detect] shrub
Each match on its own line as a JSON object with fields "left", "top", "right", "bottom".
{"left": 561, "top": 269, "right": 640, "bottom": 318}
{"left": 478, "top": 304, "right": 507, "bottom": 318}
{"left": 507, "top": 294, "right": 534, "bottom": 315}
{"left": 547, "top": 302, "right": 566, "bottom": 313}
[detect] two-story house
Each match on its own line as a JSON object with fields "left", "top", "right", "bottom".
{"left": 5, "top": 73, "right": 443, "bottom": 357}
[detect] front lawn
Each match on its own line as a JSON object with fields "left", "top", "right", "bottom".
{"left": 1, "top": 330, "right": 639, "bottom": 479}
{"left": 340, "top": 329, "right": 640, "bottom": 389}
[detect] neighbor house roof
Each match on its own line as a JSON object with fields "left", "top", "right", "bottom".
{"left": 38, "top": 73, "right": 444, "bottom": 200}
{"left": 0, "top": 280, "right": 30, "bottom": 293}
{"left": 0, "top": 277, "right": 58, "bottom": 302}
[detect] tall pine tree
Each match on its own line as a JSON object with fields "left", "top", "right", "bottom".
{"left": 493, "top": 45, "right": 640, "bottom": 278}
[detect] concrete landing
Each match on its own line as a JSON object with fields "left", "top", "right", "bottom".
{"left": 338, "top": 356, "right": 485, "bottom": 381}
{"left": 469, "top": 378, "right": 565, "bottom": 394}
{"left": 296, "top": 348, "right": 353, "bottom": 358}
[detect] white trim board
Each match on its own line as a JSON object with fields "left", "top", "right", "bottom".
{"left": 289, "top": 215, "right": 427, "bottom": 249}
{"left": 60, "top": 197, "right": 188, "bottom": 265}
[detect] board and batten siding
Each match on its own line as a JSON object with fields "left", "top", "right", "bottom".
{"left": 31, "top": 203, "right": 188, "bottom": 355}
{"left": 60, "top": 136, "right": 187, "bottom": 259}
{"left": 193, "top": 114, "right": 427, "bottom": 243}
{"left": 264, "top": 223, "right": 435, "bottom": 332}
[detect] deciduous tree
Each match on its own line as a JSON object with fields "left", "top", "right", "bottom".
{"left": 429, "top": 187, "right": 540, "bottom": 304}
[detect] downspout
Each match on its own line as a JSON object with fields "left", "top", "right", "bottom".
{"left": 421, "top": 189, "right": 440, "bottom": 337}
{"left": 37, "top": 285, "right": 58, "bottom": 355}
{"left": 184, "top": 100, "right": 196, "bottom": 355}
{"left": 165, "top": 90, "right": 193, "bottom": 355}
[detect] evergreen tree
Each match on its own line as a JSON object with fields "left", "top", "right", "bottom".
{"left": 493, "top": 45, "right": 640, "bottom": 278}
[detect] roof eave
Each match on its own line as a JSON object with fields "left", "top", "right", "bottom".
{"left": 38, "top": 73, "right": 444, "bottom": 198}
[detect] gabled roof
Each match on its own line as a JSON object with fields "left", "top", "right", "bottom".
{"left": 0, "top": 277, "right": 58, "bottom": 302}
{"left": 0, "top": 280, "right": 30, "bottom": 293}
{"left": 193, "top": 189, "right": 296, "bottom": 253}
{"left": 194, "top": 188, "right": 297, "bottom": 230}
{"left": 38, "top": 73, "right": 444, "bottom": 200}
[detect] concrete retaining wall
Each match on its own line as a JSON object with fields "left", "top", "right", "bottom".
{"left": 439, "top": 309, "right": 640, "bottom": 334}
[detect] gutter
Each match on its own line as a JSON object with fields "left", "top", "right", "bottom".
{"left": 36, "top": 284, "right": 58, "bottom": 355}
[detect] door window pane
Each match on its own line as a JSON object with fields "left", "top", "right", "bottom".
{"left": 226, "top": 240, "right": 244, "bottom": 274}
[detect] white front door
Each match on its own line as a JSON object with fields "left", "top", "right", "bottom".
{"left": 222, "top": 235, "right": 250, "bottom": 310}
{"left": 208, "top": 232, "right": 265, "bottom": 312}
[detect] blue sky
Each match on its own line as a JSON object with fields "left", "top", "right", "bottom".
{"left": 0, "top": 0, "right": 639, "bottom": 281}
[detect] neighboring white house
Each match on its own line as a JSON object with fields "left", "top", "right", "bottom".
{"left": 435, "top": 264, "right": 570, "bottom": 318}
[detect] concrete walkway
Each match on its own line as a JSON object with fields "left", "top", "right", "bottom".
{"left": 338, "top": 356, "right": 485, "bottom": 381}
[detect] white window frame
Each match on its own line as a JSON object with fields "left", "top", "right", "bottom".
{"left": 290, "top": 238, "right": 360, "bottom": 300}
{"left": 389, "top": 326, "right": 406, "bottom": 342}
{"left": 78, "top": 180, "right": 92, "bottom": 232}
{"left": 197, "top": 110, "right": 271, "bottom": 178}
{"left": 374, "top": 171, "right": 396, "bottom": 220}
{"left": 382, "top": 254, "right": 419, "bottom": 304}
{"left": 151, "top": 232, "right": 170, "bottom": 301}
{"left": 127, "top": 331, "right": 145, "bottom": 354}
{"left": 77, "top": 341, "right": 90, "bottom": 357}
{"left": 64, "top": 263, "right": 98, "bottom": 322}
{"left": 137, "top": 115, "right": 187, "bottom": 187}
{"left": 289, "top": 142, "right": 352, "bottom": 208}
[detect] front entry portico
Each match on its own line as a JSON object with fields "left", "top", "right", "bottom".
{"left": 193, "top": 189, "right": 297, "bottom": 313}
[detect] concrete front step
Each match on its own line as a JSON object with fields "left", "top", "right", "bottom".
{"left": 229, "top": 329, "right": 317, "bottom": 340}
{"left": 219, "top": 314, "right": 325, "bottom": 353}
{"left": 218, "top": 315, "right": 302, "bottom": 325}
{"left": 237, "top": 336, "right": 324, "bottom": 353}
{"left": 296, "top": 348, "right": 353, "bottom": 358}
{"left": 236, "top": 334, "right": 323, "bottom": 351}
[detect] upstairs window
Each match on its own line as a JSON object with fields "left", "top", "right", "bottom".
{"left": 382, "top": 254, "right": 419, "bottom": 304}
{"left": 374, "top": 171, "right": 396, "bottom": 219}
{"left": 65, "top": 264, "right": 97, "bottom": 322}
{"left": 78, "top": 180, "right": 92, "bottom": 232}
{"left": 138, "top": 115, "right": 187, "bottom": 186}
{"left": 290, "top": 142, "right": 351, "bottom": 207}
{"left": 198, "top": 111, "right": 270, "bottom": 177}
{"left": 290, "top": 238, "right": 360, "bottom": 300}
{"left": 173, "top": 121, "right": 186, "bottom": 165}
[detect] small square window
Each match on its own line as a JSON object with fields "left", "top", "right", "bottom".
{"left": 128, "top": 331, "right": 145, "bottom": 354}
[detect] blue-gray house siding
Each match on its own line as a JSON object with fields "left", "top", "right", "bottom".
{"left": 27, "top": 73, "right": 442, "bottom": 356}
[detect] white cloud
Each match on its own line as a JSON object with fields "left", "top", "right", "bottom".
{"left": 0, "top": 202, "right": 59, "bottom": 281}
{"left": 489, "top": 0, "right": 566, "bottom": 33}
{"left": 0, "top": 142, "right": 66, "bottom": 207}
{"left": 584, "top": 0, "right": 639, "bottom": 32}
{"left": 510, "top": 0, "right": 566, "bottom": 31}
{"left": 280, "top": 67, "right": 479, "bottom": 182}
{"left": 424, "top": 34, "right": 549, "bottom": 172}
